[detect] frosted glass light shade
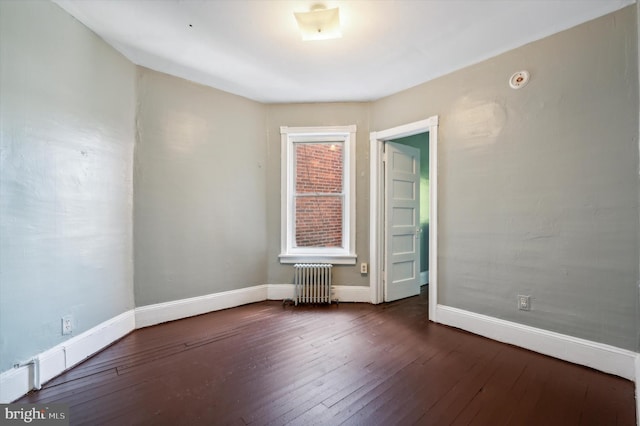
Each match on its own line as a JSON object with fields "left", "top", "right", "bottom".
{"left": 294, "top": 7, "right": 341, "bottom": 41}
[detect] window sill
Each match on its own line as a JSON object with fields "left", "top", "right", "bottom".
{"left": 278, "top": 254, "right": 357, "bottom": 265}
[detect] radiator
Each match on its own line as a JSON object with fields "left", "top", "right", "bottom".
{"left": 294, "top": 263, "right": 333, "bottom": 305}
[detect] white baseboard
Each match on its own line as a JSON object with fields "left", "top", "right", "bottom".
{"left": 60, "top": 310, "right": 135, "bottom": 369}
{"left": 0, "top": 366, "right": 30, "bottom": 405}
{"left": 436, "top": 304, "right": 637, "bottom": 381}
{"left": 420, "top": 271, "right": 429, "bottom": 285}
{"left": 266, "top": 284, "right": 295, "bottom": 300}
{"left": 0, "top": 310, "right": 135, "bottom": 403}
{"left": 134, "top": 284, "right": 370, "bottom": 329}
{"left": 135, "top": 285, "right": 268, "bottom": 328}
{"left": 265, "top": 284, "right": 370, "bottom": 303}
{"left": 333, "top": 285, "right": 371, "bottom": 303}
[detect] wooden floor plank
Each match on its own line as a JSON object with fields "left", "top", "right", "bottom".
{"left": 17, "top": 287, "right": 635, "bottom": 426}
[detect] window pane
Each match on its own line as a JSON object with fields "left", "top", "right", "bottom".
{"left": 295, "top": 196, "right": 343, "bottom": 247}
{"left": 295, "top": 143, "right": 343, "bottom": 194}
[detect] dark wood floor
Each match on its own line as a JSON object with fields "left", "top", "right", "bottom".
{"left": 20, "top": 288, "right": 635, "bottom": 425}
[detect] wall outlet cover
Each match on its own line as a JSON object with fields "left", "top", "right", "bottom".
{"left": 517, "top": 295, "right": 531, "bottom": 311}
{"left": 62, "top": 315, "right": 73, "bottom": 335}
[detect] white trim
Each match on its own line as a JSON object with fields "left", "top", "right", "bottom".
{"left": 61, "top": 311, "right": 135, "bottom": 369}
{"left": 373, "top": 117, "right": 438, "bottom": 141}
{"left": 278, "top": 254, "right": 356, "bottom": 265}
{"left": 369, "top": 116, "right": 439, "bottom": 320}
{"left": 279, "top": 125, "right": 357, "bottom": 262}
{"left": 136, "top": 284, "right": 371, "bottom": 330}
{"left": 333, "top": 285, "right": 370, "bottom": 303}
{"left": 429, "top": 122, "right": 438, "bottom": 321}
{"left": 436, "top": 304, "right": 637, "bottom": 381}
{"left": 0, "top": 310, "right": 135, "bottom": 403}
{"left": 135, "top": 286, "right": 268, "bottom": 328}
{"left": 0, "top": 366, "right": 30, "bottom": 404}
{"left": 369, "top": 135, "right": 383, "bottom": 304}
{"left": 266, "top": 284, "right": 370, "bottom": 303}
{"left": 280, "top": 125, "right": 357, "bottom": 135}
{"left": 266, "top": 284, "right": 296, "bottom": 300}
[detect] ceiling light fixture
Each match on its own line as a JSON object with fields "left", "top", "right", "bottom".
{"left": 294, "top": 4, "right": 341, "bottom": 41}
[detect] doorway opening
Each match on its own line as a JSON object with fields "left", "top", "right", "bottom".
{"left": 369, "top": 116, "right": 439, "bottom": 321}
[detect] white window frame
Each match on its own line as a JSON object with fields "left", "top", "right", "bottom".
{"left": 279, "top": 125, "right": 357, "bottom": 265}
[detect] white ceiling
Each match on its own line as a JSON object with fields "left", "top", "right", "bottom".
{"left": 54, "top": 0, "right": 635, "bottom": 104}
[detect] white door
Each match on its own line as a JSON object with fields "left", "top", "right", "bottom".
{"left": 384, "top": 142, "right": 420, "bottom": 302}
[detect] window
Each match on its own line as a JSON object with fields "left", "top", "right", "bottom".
{"left": 279, "top": 125, "right": 356, "bottom": 264}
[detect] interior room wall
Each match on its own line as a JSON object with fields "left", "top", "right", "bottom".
{"left": 371, "top": 5, "right": 639, "bottom": 351}
{"left": 636, "top": 0, "right": 640, "bottom": 353}
{"left": 134, "top": 68, "right": 268, "bottom": 307}
{"left": 0, "top": 1, "right": 136, "bottom": 371}
{"left": 265, "top": 103, "right": 370, "bottom": 287}
{"left": 2, "top": 0, "right": 638, "bottom": 384}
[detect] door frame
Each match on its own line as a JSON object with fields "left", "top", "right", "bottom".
{"left": 369, "top": 116, "right": 439, "bottom": 322}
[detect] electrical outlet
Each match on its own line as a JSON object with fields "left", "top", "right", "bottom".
{"left": 517, "top": 295, "right": 531, "bottom": 311}
{"left": 62, "top": 315, "right": 73, "bottom": 335}
{"left": 360, "top": 262, "right": 368, "bottom": 274}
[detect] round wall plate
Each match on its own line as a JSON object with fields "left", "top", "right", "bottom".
{"left": 509, "top": 70, "right": 530, "bottom": 89}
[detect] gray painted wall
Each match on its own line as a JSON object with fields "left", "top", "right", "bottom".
{"left": 265, "top": 103, "right": 370, "bottom": 286}
{"left": 372, "top": 6, "right": 639, "bottom": 351}
{"left": 134, "top": 68, "right": 268, "bottom": 306}
{"left": 0, "top": 1, "right": 136, "bottom": 371}
{"left": 636, "top": 0, "right": 640, "bottom": 353}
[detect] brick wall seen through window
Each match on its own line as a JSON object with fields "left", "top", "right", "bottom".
{"left": 294, "top": 143, "right": 343, "bottom": 247}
